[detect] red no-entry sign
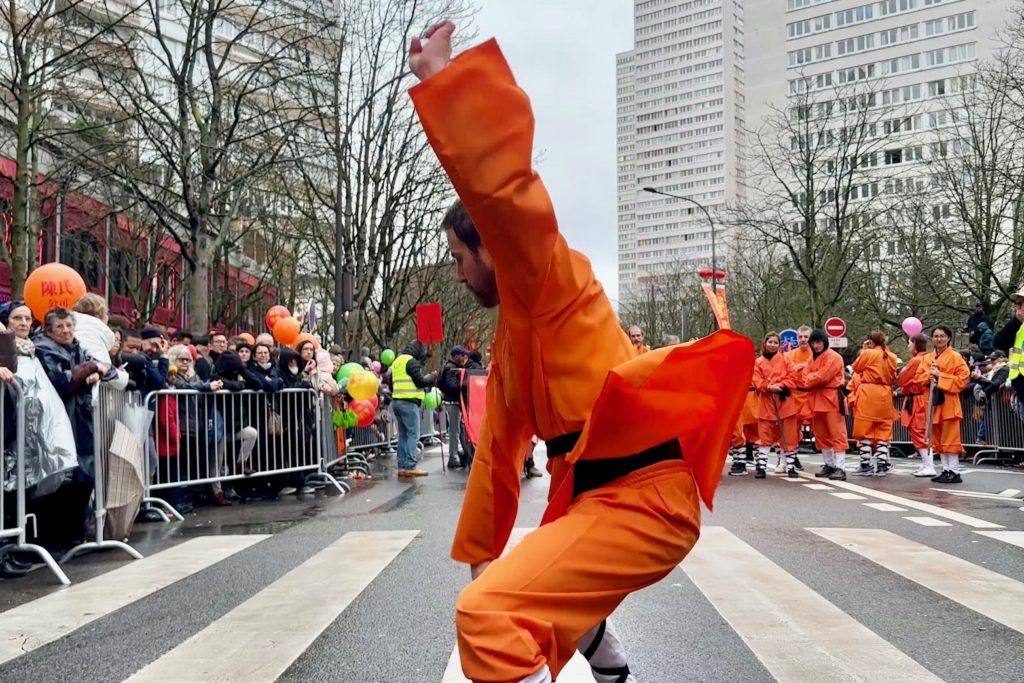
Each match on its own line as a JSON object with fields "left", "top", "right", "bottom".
{"left": 825, "top": 317, "right": 847, "bottom": 337}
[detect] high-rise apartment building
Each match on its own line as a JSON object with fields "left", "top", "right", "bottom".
{"left": 616, "top": 0, "right": 747, "bottom": 303}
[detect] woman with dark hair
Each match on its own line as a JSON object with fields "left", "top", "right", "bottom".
{"left": 913, "top": 325, "right": 970, "bottom": 483}
{"left": 850, "top": 330, "right": 898, "bottom": 476}
{"left": 898, "top": 334, "right": 933, "bottom": 475}
{"left": 752, "top": 332, "right": 800, "bottom": 479}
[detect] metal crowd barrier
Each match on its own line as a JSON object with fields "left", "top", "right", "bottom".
{"left": 830, "top": 391, "right": 1014, "bottom": 462}
{"left": 62, "top": 384, "right": 146, "bottom": 563}
{"left": 0, "top": 381, "right": 70, "bottom": 584}
{"left": 144, "top": 387, "right": 345, "bottom": 513}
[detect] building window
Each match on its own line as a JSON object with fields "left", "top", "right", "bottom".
{"left": 60, "top": 230, "right": 102, "bottom": 291}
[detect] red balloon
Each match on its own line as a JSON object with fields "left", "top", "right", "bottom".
{"left": 697, "top": 268, "right": 713, "bottom": 280}
{"left": 24, "top": 263, "right": 88, "bottom": 322}
{"left": 349, "top": 399, "right": 376, "bottom": 428}
{"left": 273, "top": 317, "right": 301, "bottom": 345}
{"left": 265, "top": 305, "right": 291, "bottom": 331}
{"left": 368, "top": 395, "right": 379, "bottom": 409}
{"left": 714, "top": 270, "right": 727, "bottom": 280}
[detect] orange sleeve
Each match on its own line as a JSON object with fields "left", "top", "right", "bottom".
{"left": 851, "top": 349, "right": 870, "bottom": 374}
{"left": 451, "top": 366, "right": 532, "bottom": 565}
{"left": 937, "top": 353, "right": 970, "bottom": 394}
{"left": 804, "top": 352, "right": 842, "bottom": 389}
{"left": 780, "top": 355, "right": 798, "bottom": 390}
{"left": 752, "top": 358, "right": 768, "bottom": 392}
{"left": 913, "top": 354, "right": 934, "bottom": 386}
{"left": 410, "top": 40, "right": 584, "bottom": 317}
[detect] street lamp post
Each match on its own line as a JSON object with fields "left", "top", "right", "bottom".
{"left": 642, "top": 186, "right": 718, "bottom": 293}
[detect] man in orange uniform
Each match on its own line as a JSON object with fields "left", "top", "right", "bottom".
{"left": 409, "top": 24, "right": 754, "bottom": 683}
{"left": 851, "top": 331, "right": 898, "bottom": 476}
{"left": 913, "top": 325, "right": 970, "bottom": 483}
{"left": 753, "top": 332, "right": 800, "bottom": 479}
{"left": 801, "top": 329, "right": 849, "bottom": 480}
{"left": 784, "top": 325, "right": 813, "bottom": 471}
{"left": 897, "top": 335, "right": 933, "bottom": 476}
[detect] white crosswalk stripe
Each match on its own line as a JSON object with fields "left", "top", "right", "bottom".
{"left": 3, "top": 521, "right": 1023, "bottom": 682}
{"left": 681, "top": 526, "right": 941, "bottom": 682}
{"left": 0, "top": 535, "right": 268, "bottom": 667}
{"left": 811, "top": 528, "right": 1024, "bottom": 634}
{"left": 122, "top": 530, "right": 417, "bottom": 683}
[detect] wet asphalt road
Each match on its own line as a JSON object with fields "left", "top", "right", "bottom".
{"left": 2, "top": 444, "right": 1023, "bottom": 683}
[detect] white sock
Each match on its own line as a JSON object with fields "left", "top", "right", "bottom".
{"left": 834, "top": 451, "right": 846, "bottom": 469}
{"left": 919, "top": 449, "right": 934, "bottom": 469}
{"left": 822, "top": 449, "right": 834, "bottom": 467}
{"left": 521, "top": 665, "right": 552, "bottom": 683}
{"left": 939, "top": 454, "right": 949, "bottom": 470}
{"left": 947, "top": 455, "right": 960, "bottom": 473}
{"left": 578, "top": 619, "right": 633, "bottom": 683}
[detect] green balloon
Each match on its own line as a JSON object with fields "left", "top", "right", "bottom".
{"left": 423, "top": 387, "right": 442, "bottom": 410}
{"left": 331, "top": 409, "right": 344, "bottom": 429}
{"left": 380, "top": 349, "right": 396, "bottom": 366}
{"left": 337, "top": 362, "right": 363, "bottom": 381}
{"left": 342, "top": 409, "right": 358, "bottom": 429}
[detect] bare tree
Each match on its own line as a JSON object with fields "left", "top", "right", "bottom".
{"left": 927, "top": 59, "right": 1024, "bottom": 319}
{"left": 0, "top": 0, "right": 137, "bottom": 296}
{"left": 733, "top": 78, "right": 903, "bottom": 325}
{"left": 80, "top": 0, "right": 331, "bottom": 331}
{"left": 282, "top": 0, "right": 474, "bottom": 349}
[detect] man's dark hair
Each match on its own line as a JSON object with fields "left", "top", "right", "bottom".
{"left": 44, "top": 307, "right": 72, "bottom": 332}
{"left": 442, "top": 200, "right": 481, "bottom": 252}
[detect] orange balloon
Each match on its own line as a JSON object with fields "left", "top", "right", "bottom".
{"left": 237, "top": 332, "right": 256, "bottom": 345}
{"left": 292, "top": 332, "right": 320, "bottom": 351}
{"left": 272, "top": 317, "right": 301, "bottom": 345}
{"left": 24, "top": 263, "right": 88, "bottom": 322}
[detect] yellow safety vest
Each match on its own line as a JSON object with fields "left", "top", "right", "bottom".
{"left": 1009, "top": 325, "right": 1024, "bottom": 381}
{"left": 392, "top": 354, "right": 424, "bottom": 401}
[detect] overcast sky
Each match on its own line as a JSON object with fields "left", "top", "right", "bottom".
{"left": 473, "top": 1, "right": 634, "bottom": 303}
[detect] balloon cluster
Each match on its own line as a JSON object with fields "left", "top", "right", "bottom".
{"left": 336, "top": 361, "right": 382, "bottom": 428}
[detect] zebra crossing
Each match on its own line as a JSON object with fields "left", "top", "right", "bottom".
{"left": 1, "top": 521, "right": 1022, "bottom": 682}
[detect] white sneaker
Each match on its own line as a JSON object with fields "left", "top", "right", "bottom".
{"left": 279, "top": 486, "right": 298, "bottom": 495}
{"left": 912, "top": 467, "right": 937, "bottom": 477}
{"left": 774, "top": 461, "right": 786, "bottom": 474}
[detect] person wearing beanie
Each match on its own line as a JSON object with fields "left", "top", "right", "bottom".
{"left": 801, "top": 329, "right": 849, "bottom": 480}
{"left": 851, "top": 331, "right": 898, "bottom": 476}
{"left": 753, "top": 332, "right": 800, "bottom": 478}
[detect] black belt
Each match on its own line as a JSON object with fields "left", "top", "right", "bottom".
{"left": 546, "top": 431, "right": 582, "bottom": 457}
{"left": 573, "top": 440, "right": 682, "bottom": 498}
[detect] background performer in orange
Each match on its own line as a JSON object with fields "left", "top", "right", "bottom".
{"left": 801, "top": 329, "right": 849, "bottom": 480}
{"left": 728, "top": 378, "right": 760, "bottom": 476}
{"left": 913, "top": 326, "right": 970, "bottom": 484}
{"left": 408, "top": 23, "right": 754, "bottom": 683}
{"left": 753, "top": 332, "right": 800, "bottom": 479}
{"left": 785, "top": 325, "right": 813, "bottom": 471}
{"left": 851, "top": 331, "right": 897, "bottom": 476}
{"left": 897, "top": 334, "right": 934, "bottom": 477}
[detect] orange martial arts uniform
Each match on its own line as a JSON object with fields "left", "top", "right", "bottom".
{"left": 802, "top": 347, "right": 848, "bottom": 454}
{"left": 914, "top": 348, "right": 970, "bottom": 456}
{"left": 850, "top": 348, "right": 897, "bottom": 473}
{"left": 753, "top": 352, "right": 800, "bottom": 473}
{"left": 787, "top": 345, "right": 814, "bottom": 425}
{"left": 897, "top": 353, "right": 929, "bottom": 452}
{"left": 410, "top": 40, "right": 755, "bottom": 683}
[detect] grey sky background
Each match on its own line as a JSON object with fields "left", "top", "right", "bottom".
{"left": 473, "top": 1, "right": 634, "bottom": 303}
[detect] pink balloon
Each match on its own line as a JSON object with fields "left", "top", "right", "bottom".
{"left": 902, "top": 317, "right": 923, "bottom": 337}
{"left": 371, "top": 361, "right": 382, "bottom": 374}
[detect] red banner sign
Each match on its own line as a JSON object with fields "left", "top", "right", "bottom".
{"left": 415, "top": 303, "right": 444, "bottom": 344}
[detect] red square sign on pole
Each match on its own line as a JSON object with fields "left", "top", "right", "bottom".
{"left": 416, "top": 303, "right": 444, "bottom": 344}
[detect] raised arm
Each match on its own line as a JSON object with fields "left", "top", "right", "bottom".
{"left": 409, "top": 25, "right": 585, "bottom": 315}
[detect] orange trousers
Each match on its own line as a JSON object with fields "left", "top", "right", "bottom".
{"left": 931, "top": 419, "right": 964, "bottom": 455}
{"left": 456, "top": 461, "right": 700, "bottom": 682}
{"left": 757, "top": 416, "right": 800, "bottom": 452}
{"left": 730, "top": 421, "right": 759, "bottom": 448}
{"left": 811, "top": 411, "right": 848, "bottom": 451}
{"left": 852, "top": 418, "right": 893, "bottom": 442}
{"left": 907, "top": 421, "right": 927, "bottom": 450}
